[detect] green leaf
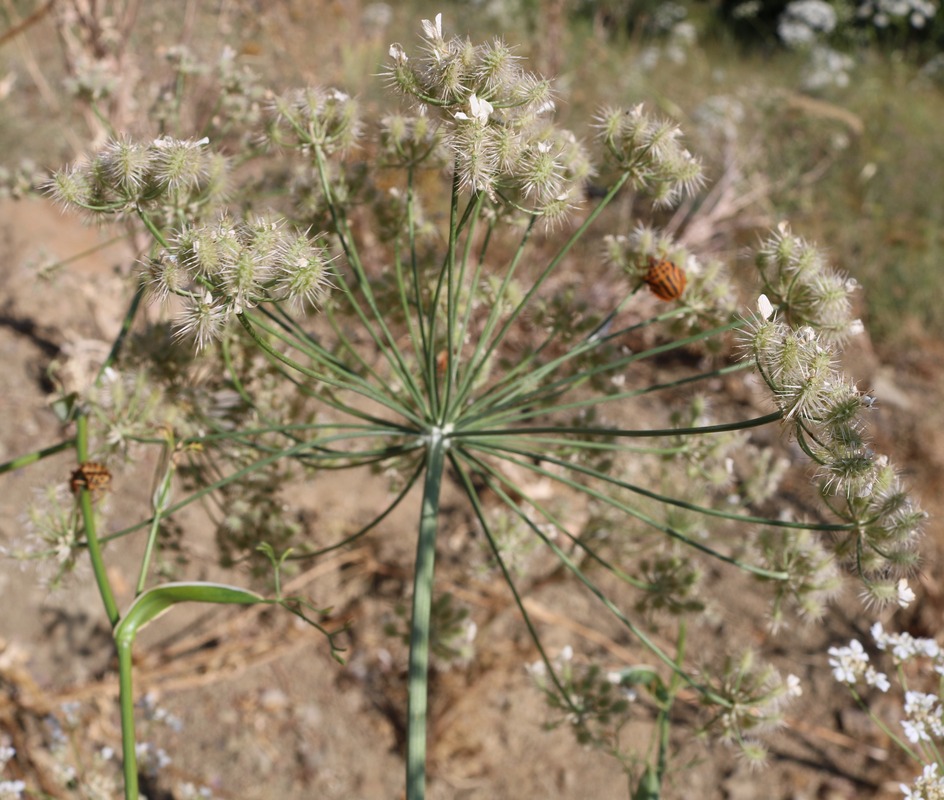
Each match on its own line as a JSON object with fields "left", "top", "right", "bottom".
{"left": 115, "top": 581, "right": 265, "bottom": 649}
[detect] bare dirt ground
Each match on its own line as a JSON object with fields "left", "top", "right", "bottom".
{"left": 3, "top": 190, "right": 944, "bottom": 800}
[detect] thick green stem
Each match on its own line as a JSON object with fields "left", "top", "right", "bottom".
{"left": 406, "top": 432, "right": 446, "bottom": 800}
{"left": 116, "top": 639, "right": 139, "bottom": 800}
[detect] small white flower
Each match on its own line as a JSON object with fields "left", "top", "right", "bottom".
{"left": 902, "top": 691, "right": 944, "bottom": 744}
{"left": 897, "top": 578, "right": 916, "bottom": 608}
{"left": 421, "top": 12, "right": 442, "bottom": 40}
{"left": 786, "top": 673, "right": 803, "bottom": 697}
{"left": 828, "top": 639, "right": 869, "bottom": 684}
{"left": 901, "top": 763, "right": 944, "bottom": 799}
{"left": 864, "top": 666, "right": 890, "bottom": 692}
{"left": 455, "top": 93, "right": 493, "bottom": 124}
{"left": 389, "top": 43, "right": 408, "bottom": 63}
{"left": 0, "top": 779, "right": 26, "bottom": 797}
{"left": 526, "top": 660, "right": 546, "bottom": 678}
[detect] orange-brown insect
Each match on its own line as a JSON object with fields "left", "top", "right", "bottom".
{"left": 435, "top": 350, "right": 448, "bottom": 374}
{"left": 70, "top": 462, "right": 112, "bottom": 495}
{"left": 643, "top": 256, "right": 686, "bottom": 302}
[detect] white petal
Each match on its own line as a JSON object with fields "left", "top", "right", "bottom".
{"left": 421, "top": 13, "right": 443, "bottom": 39}
{"left": 757, "top": 293, "right": 774, "bottom": 320}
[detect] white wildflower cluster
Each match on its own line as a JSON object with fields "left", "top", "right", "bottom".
{"left": 827, "top": 638, "right": 891, "bottom": 689}
{"left": 595, "top": 105, "right": 705, "bottom": 207}
{"left": 384, "top": 14, "right": 592, "bottom": 222}
{"left": 858, "top": 0, "right": 938, "bottom": 29}
{"left": 47, "top": 136, "right": 228, "bottom": 221}
{"left": 135, "top": 741, "right": 171, "bottom": 773}
{"left": 0, "top": 158, "right": 45, "bottom": 200}
{"left": 147, "top": 214, "right": 333, "bottom": 349}
{"left": 732, "top": 1, "right": 763, "bottom": 19}
{"left": 179, "top": 782, "right": 216, "bottom": 799}
{"left": 638, "top": 7, "right": 698, "bottom": 71}
{"left": 264, "top": 86, "right": 361, "bottom": 155}
{"left": 802, "top": 46, "right": 857, "bottom": 90}
{"left": 903, "top": 764, "right": 944, "bottom": 800}
{"left": 743, "top": 225, "right": 925, "bottom": 592}
{"left": 829, "top": 617, "right": 944, "bottom": 799}
{"left": 62, "top": 54, "right": 121, "bottom": 102}
{"left": 140, "top": 691, "right": 185, "bottom": 732}
{"left": 778, "top": 1, "right": 838, "bottom": 47}
{"left": 0, "top": 745, "right": 24, "bottom": 800}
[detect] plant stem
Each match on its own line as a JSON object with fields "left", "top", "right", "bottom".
{"left": 0, "top": 438, "right": 74, "bottom": 475}
{"left": 74, "top": 413, "right": 119, "bottom": 626}
{"left": 406, "top": 431, "right": 446, "bottom": 800}
{"left": 116, "top": 638, "right": 139, "bottom": 800}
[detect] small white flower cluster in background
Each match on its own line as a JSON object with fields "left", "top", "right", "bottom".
{"left": 778, "top": 1, "right": 838, "bottom": 47}
{"left": 0, "top": 745, "right": 24, "bottom": 800}
{"left": 858, "top": 0, "right": 938, "bottom": 29}
{"left": 802, "top": 45, "right": 857, "bottom": 90}
{"left": 264, "top": 86, "right": 361, "bottom": 155}
{"left": 527, "top": 645, "right": 642, "bottom": 736}
{"left": 827, "top": 598, "right": 944, "bottom": 799}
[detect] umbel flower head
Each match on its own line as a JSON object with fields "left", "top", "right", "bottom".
{"left": 754, "top": 222, "right": 863, "bottom": 343}
{"left": 47, "top": 136, "right": 228, "bottom": 220}
{"left": 147, "top": 213, "right": 334, "bottom": 349}
{"left": 264, "top": 87, "right": 361, "bottom": 155}
{"left": 595, "top": 104, "right": 705, "bottom": 206}
{"left": 742, "top": 264, "right": 925, "bottom": 596}
{"left": 383, "top": 14, "right": 593, "bottom": 222}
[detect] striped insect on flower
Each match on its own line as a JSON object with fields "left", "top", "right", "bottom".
{"left": 643, "top": 256, "right": 686, "bottom": 302}
{"left": 70, "top": 462, "right": 112, "bottom": 496}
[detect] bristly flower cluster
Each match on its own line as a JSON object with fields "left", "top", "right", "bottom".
{"left": 603, "top": 226, "right": 739, "bottom": 335}
{"left": 263, "top": 87, "right": 361, "bottom": 155}
{"left": 742, "top": 227, "right": 925, "bottom": 597}
{"left": 384, "top": 13, "right": 591, "bottom": 223}
{"left": 698, "top": 648, "right": 803, "bottom": 766}
{"left": 595, "top": 105, "right": 705, "bottom": 206}
{"left": 46, "top": 136, "right": 228, "bottom": 224}
{"left": 147, "top": 213, "right": 334, "bottom": 349}
{"left": 754, "top": 222, "right": 863, "bottom": 343}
